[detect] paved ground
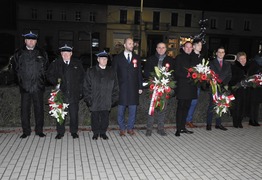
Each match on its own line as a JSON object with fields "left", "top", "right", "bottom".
{"left": 0, "top": 123, "right": 262, "bottom": 180}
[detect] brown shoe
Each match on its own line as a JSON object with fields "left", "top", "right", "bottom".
{"left": 186, "top": 122, "right": 197, "bottom": 128}
{"left": 127, "top": 129, "right": 135, "bottom": 135}
{"left": 119, "top": 130, "right": 126, "bottom": 136}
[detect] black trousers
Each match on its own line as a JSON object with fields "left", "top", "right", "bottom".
{"left": 21, "top": 91, "right": 44, "bottom": 135}
{"left": 56, "top": 102, "right": 79, "bottom": 135}
{"left": 176, "top": 99, "right": 192, "bottom": 131}
{"left": 91, "top": 110, "right": 109, "bottom": 134}
{"left": 249, "top": 102, "right": 260, "bottom": 123}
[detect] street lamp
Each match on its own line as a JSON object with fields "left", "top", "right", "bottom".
{"left": 139, "top": 0, "right": 143, "bottom": 56}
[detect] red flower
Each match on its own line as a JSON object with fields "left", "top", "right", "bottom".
{"left": 201, "top": 74, "right": 207, "bottom": 80}
{"left": 150, "top": 84, "right": 155, "bottom": 90}
{"left": 165, "top": 95, "right": 170, "bottom": 99}
{"left": 158, "top": 91, "right": 163, "bottom": 96}
{"left": 188, "top": 68, "right": 193, "bottom": 73}
{"left": 165, "top": 86, "right": 171, "bottom": 93}
{"left": 192, "top": 73, "right": 198, "bottom": 79}
{"left": 58, "top": 104, "right": 63, "bottom": 109}
{"left": 165, "top": 63, "right": 170, "bottom": 68}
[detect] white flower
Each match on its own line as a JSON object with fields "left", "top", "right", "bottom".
{"left": 160, "top": 77, "right": 169, "bottom": 86}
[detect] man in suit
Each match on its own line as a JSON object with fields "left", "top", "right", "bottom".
{"left": 46, "top": 44, "right": 85, "bottom": 139}
{"left": 174, "top": 41, "right": 200, "bottom": 137}
{"left": 206, "top": 46, "right": 232, "bottom": 131}
{"left": 144, "top": 42, "right": 175, "bottom": 136}
{"left": 112, "top": 37, "right": 143, "bottom": 136}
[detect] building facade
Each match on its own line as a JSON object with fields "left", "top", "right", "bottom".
{"left": 13, "top": 1, "right": 262, "bottom": 60}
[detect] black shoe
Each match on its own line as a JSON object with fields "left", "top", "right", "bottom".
{"left": 254, "top": 122, "right": 260, "bottom": 126}
{"left": 233, "top": 125, "right": 238, "bottom": 128}
{"left": 71, "top": 133, "right": 79, "bottom": 139}
{"left": 20, "top": 133, "right": 30, "bottom": 139}
{"left": 92, "top": 134, "right": 99, "bottom": 140}
{"left": 145, "top": 130, "right": 152, "bottom": 136}
{"left": 175, "top": 130, "right": 180, "bottom": 137}
{"left": 157, "top": 129, "right": 167, "bottom": 136}
{"left": 249, "top": 121, "right": 260, "bottom": 126}
{"left": 36, "top": 132, "right": 46, "bottom": 137}
{"left": 206, "top": 125, "right": 212, "bottom": 131}
{"left": 55, "top": 134, "right": 64, "bottom": 139}
{"left": 238, "top": 124, "right": 243, "bottom": 128}
{"left": 215, "top": 125, "right": 228, "bottom": 131}
{"left": 100, "top": 134, "right": 109, "bottom": 140}
{"left": 180, "top": 129, "right": 194, "bottom": 134}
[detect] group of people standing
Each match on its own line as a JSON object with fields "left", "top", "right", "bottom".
{"left": 11, "top": 30, "right": 261, "bottom": 140}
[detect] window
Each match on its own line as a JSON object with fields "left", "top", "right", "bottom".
{"left": 210, "top": 18, "right": 217, "bottom": 29}
{"left": 120, "top": 10, "right": 127, "bottom": 24}
{"left": 171, "top": 13, "right": 178, "bottom": 27}
{"left": 92, "top": 32, "right": 100, "bottom": 51}
{"left": 90, "top": 12, "right": 96, "bottom": 22}
{"left": 244, "top": 20, "right": 250, "bottom": 31}
{"left": 47, "top": 10, "right": 52, "bottom": 20}
{"left": 225, "top": 19, "right": 232, "bottom": 30}
{"left": 134, "top": 10, "right": 140, "bottom": 25}
{"left": 31, "top": 8, "right": 37, "bottom": 19}
{"left": 185, "top": 13, "right": 192, "bottom": 27}
{"left": 153, "top": 11, "right": 160, "bottom": 30}
{"left": 61, "top": 10, "right": 66, "bottom": 21}
{"left": 76, "top": 11, "right": 81, "bottom": 21}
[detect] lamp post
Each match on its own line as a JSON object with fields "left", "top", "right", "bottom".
{"left": 139, "top": 0, "right": 143, "bottom": 56}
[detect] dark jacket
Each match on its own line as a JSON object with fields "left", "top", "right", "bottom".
{"left": 209, "top": 58, "right": 232, "bottom": 85}
{"left": 248, "top": 56, "right": 262, "bottom": 102}
{"left": 174, "top": 51, "right": 200, "bottom": 100}
{"left": 229, "top": 60, "right": 251, "bottom": 117}
{"left": 143, "top": 53, "right": 175, "bottom": 80}
{"left": 46, "top": 56, "right": 85, "bottom": 103}
{"left": 12, "top": 46, "right": 49, "bottom": 93}
{"left": 83, "top": 65, "right": 119, "bottom": 111}
{"left": 112, "top": 51, "right": 143, "bottom": 105}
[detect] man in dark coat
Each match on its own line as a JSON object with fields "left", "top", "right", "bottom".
{"left": 206, "top": 46, "right": 232, "bottom": 131}
{"left": 248, "top": 52, "right": 262, "bottom": 126}
{"left": 83, "top": 50, "right": 119, "bottom": 140}
{"left": 112, "top": 37, "right": 143, "bottom": 136}
{"left": 46, "top": 44, "right": 85, "bottom": 139}
{"left": 174, "top": 41, "right": 199, "bottom": 137}
{"left": 144, "top": 42, "right": 175, "bottom": 136}
{"left": 12, "top": 31, "right": 49, "bottom": 138}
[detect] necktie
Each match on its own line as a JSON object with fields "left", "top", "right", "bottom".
{"left": 219, "top": 60, "right": 223, "bottom": 68}
{"left": 127, "top": 54, "right": 130, "bottom": 63}
{"left": 65, "top": 61, "right": 69, "bottom": 65}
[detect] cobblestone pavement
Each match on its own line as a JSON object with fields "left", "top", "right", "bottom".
{"left": 0, "top": 123, "right": 262, "bottom": 180}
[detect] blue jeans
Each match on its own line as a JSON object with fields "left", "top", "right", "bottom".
{"left": 206, "top": 92, "right": 221, "bottom": 126}
{"left": 186, "top": 88, "right": 200, "bottom": 122}
{"left": 117, "top": 105, "right": 137, "bottom": 130}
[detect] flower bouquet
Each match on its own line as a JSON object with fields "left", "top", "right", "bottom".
{"left": 248, "top": 73, "right": 262, "bottom": 87}
{"left": 187, "top": 59, "right": 235, "bottom": 117}
{"left": 211, "top": 83, "right": 235, "bottom": 117}
{"left": 48, "top": 79, "right": 69, "bottom": 125}
{"left": 187, "top": 58, "right": 222, "bottom": 86}
{"left": 148, "top": 64, "right": 176, "bottom": 115}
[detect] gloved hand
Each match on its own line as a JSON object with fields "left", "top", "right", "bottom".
{"left": 111, "top": 101, "right": 118, "bottom": 107}
{"left": 85, "top": 100, "right": 92, "bottom": 107}
{"left": 240, "top": 80, "right": 248, "bottom": 88}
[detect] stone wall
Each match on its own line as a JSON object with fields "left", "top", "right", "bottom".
{"left": 0, "top": 85, "right": 261, "bottom": 127}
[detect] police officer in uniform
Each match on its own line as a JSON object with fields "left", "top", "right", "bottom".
{"left": 12, "top": 31, "right": 49, "bottom": 138}
{"left": 47, "top": 44, "right": 85, "bottom": 139}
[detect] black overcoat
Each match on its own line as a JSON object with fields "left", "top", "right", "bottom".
{"left": 112, "top": 52, "right": 143, "bottom": 105}
{"left": 46, "top": 56, "right": 85, "bottom": 104}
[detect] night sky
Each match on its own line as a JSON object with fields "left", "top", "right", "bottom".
{"left": 1, "top": 0, "right": 261, "bottom": 29}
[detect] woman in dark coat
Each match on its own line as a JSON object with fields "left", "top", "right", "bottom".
{"left": 229, "top": 52, "right": 251, "bottom": 128}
